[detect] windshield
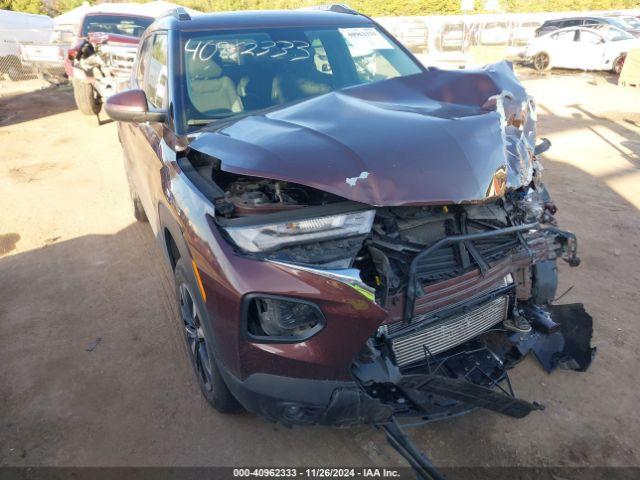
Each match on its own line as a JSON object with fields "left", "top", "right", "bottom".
{"left": 181, "top": 26, "right": 422, "bottom": 126}
{"left": 81, "top": 15, "right": 153, "bottom": 38}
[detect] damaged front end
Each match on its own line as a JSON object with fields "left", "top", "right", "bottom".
{"left": 178, "top": 62, "right": 594, "bottom": 464}
{"left": 68, "top": 32, "right": 139, "bottom": 100}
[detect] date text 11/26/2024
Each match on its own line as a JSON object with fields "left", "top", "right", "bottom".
{"left": 233, "top": 468, "right": 402, "bottom": 478}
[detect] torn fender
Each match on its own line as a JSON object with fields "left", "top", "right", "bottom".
{"left": 191, "top": 61, "right": 536, "bottom": 207}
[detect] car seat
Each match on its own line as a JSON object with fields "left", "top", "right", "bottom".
{"left": 271, "top": 56, "right": 333, "bottom": 104}
{"left": 185, "top": 54, "right": 244, "bottom": 115}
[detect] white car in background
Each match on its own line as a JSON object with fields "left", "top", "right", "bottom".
{"left": 525, "top": 25, "right": 640, "bottom": 74}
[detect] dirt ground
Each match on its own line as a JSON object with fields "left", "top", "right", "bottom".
{"left": 1, "top": 71, "right": 639, "bottom": 472}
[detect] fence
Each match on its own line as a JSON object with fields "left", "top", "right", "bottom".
{"left": 0, "top": 27, "right": 68, "bottom": 84}
{"left": 377, "top": 8, "right": 640, "bottom": 65}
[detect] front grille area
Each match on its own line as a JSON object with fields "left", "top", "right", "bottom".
{"left": 386, "top": 296, "right": 509, "bottom": 367}
{"left": 414, "top": 232, "right": 521, "bottom": 285}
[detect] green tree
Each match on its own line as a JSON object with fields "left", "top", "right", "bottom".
{"left": 55, "top": 0, "right": 88, "bottom": 14}
{"left": 1, "top": 0, "right": 44, "bottom": 14}
{"left": 4, "top": 0, "right": 640, "bottom": 19}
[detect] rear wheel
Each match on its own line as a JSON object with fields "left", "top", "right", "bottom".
{"left": 174, "top": 258, "right": 243, "bottom": 413}
{"left": 4, "top": 56, "right": 23, "bottom": 81}
{"left": 613, "top": 55, "right": 626, "bottom": 75}
{"left": 533, "top": 52, "right": 551, "bottom": 71}
{"left": 72, "top": 78, "right": 101, "bottom": 115}
{"left": 7, "top": 65, "right": 22, "bottom": 81}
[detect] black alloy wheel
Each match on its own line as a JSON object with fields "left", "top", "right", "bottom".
{"left": 178, "top": 282, "right": 214, "bottom": 394}
{"left": 533, "top": 52, "right": 551, "bottom": 71}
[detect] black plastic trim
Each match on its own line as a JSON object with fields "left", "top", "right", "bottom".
{"left": 241, "top": 293, "right": 327, "bottom": 344}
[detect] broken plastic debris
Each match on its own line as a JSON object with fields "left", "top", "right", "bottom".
{"left": 86, "top": 337, "right": 102, "bottom": 352}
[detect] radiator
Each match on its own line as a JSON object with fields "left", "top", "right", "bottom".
{"left": 385, "top": 295, "right": 509, "bottom": 367}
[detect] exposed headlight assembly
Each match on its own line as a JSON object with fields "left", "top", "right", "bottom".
{"left": 222, "top": 210, "right": 375, "bottom": 253}
{"left": 244, "top": 295, "right": 325, "bottom": 342}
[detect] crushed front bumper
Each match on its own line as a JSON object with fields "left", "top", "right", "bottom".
{"left": 215, "top": 217, "right": 591, "bottom": 427}
{"left": 220, "top": 303, "right": 594, "bottom": 427}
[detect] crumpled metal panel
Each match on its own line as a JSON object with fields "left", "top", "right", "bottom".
{"left": 190, "top": 61, "right": 537, "bottom": 206}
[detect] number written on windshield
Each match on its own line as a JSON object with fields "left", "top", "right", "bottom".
{"left": 184, "top": 39, "right": 311, "bottom": 62}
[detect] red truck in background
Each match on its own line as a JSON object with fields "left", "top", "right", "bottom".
{"left": 65, "top": 12, "right": 153, "bottom": 115}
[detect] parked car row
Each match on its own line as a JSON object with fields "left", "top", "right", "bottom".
{"left": 383, "top": 13, "right": 640, "bottom": 56}
{"left": 525, "top": 24, "right": 639, "bottom": 73}
{"left": 402, "top": 19, "right": 544, "bottom": 52}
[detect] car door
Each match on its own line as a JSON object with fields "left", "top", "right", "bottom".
{"left": 120, "top": 34, "right": 152, "bottom": 219}
{"left": 574, "top": 29, "right": 606, "bottom": 70}
{"left": 548, "top": 29, "right": 579, "bottom": 68}
{"left": 126, "top": 32, "right": 169, "bottom": 232}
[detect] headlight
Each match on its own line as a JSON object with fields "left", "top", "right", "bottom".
{"left": 223, "top": 210, "right": 375, "bottom": 253}
{"left": 245, "top": 296, "right": 325, "bottom": 341}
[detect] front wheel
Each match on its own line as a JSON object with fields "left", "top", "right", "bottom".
{"left": 533, "top": 52, "right": 551, "bottom": 71}
{"left": 174, "top": 258, "right": 243, "bottom": 413}
{"left": 72, "top": 78, "right": 101, "bottom": 115}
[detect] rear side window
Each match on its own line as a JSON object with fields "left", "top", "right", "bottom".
{"left": 562, "top": 19, "right": 582, "bottom": 28}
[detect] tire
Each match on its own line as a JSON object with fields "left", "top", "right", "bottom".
{"left": 533, "top": 52, "right": 551, "bottom": 71}
{"left": 613, "top": 55, "right": 626, "bottom": 75}
{"left": 72, "top": 78, "right": 101, "bottom": 115}
{"left": 3, "top": 56, "right": 23, "bottom": 81}
{"left": 174, "top": 258, "right": 243, "bottom": 413}
{"left": 7, "top": 64, "right": 23, "bottom": 81}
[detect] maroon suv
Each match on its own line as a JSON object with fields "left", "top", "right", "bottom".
{"left": 105, "top": 7, "right": 593, "bottom": 467}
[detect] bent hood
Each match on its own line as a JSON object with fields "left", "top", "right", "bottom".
{"left": 190, "top": 61, "right": 536, "bottom": 206}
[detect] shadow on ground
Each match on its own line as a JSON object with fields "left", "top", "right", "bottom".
{"left": 0, "top": 85, "right": 76, "bottom": 127}
{"left": 0, "top": 223, "right": 395, "bottom": 468}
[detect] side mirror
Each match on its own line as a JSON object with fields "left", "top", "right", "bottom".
{"left": 104, "top": 89, "right": 166, "bottom": 123}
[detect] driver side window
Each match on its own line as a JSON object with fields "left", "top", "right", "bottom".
{"left": 578, "top": 30, "right": 602, "bottom": 44}
{"left": 135, "top": 34, "right": 169, "bottom": 109}
{"left": 552, "top": 30, "right": 577, "bottom": 42}
{"left": 145, "top": 34, "right": 168, "bottom": 108}
{"left": 135, "top": 36, "right": 152, "bottom": 88}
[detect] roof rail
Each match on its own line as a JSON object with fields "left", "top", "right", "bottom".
{"left": 158, "top": 7, "right": 191, "bottom": 21}
{"left": 301, "top": 4, "right": 359, "bottom": 15}
{"left": 174, "top": 7, "right": 191, "bottom": 21}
